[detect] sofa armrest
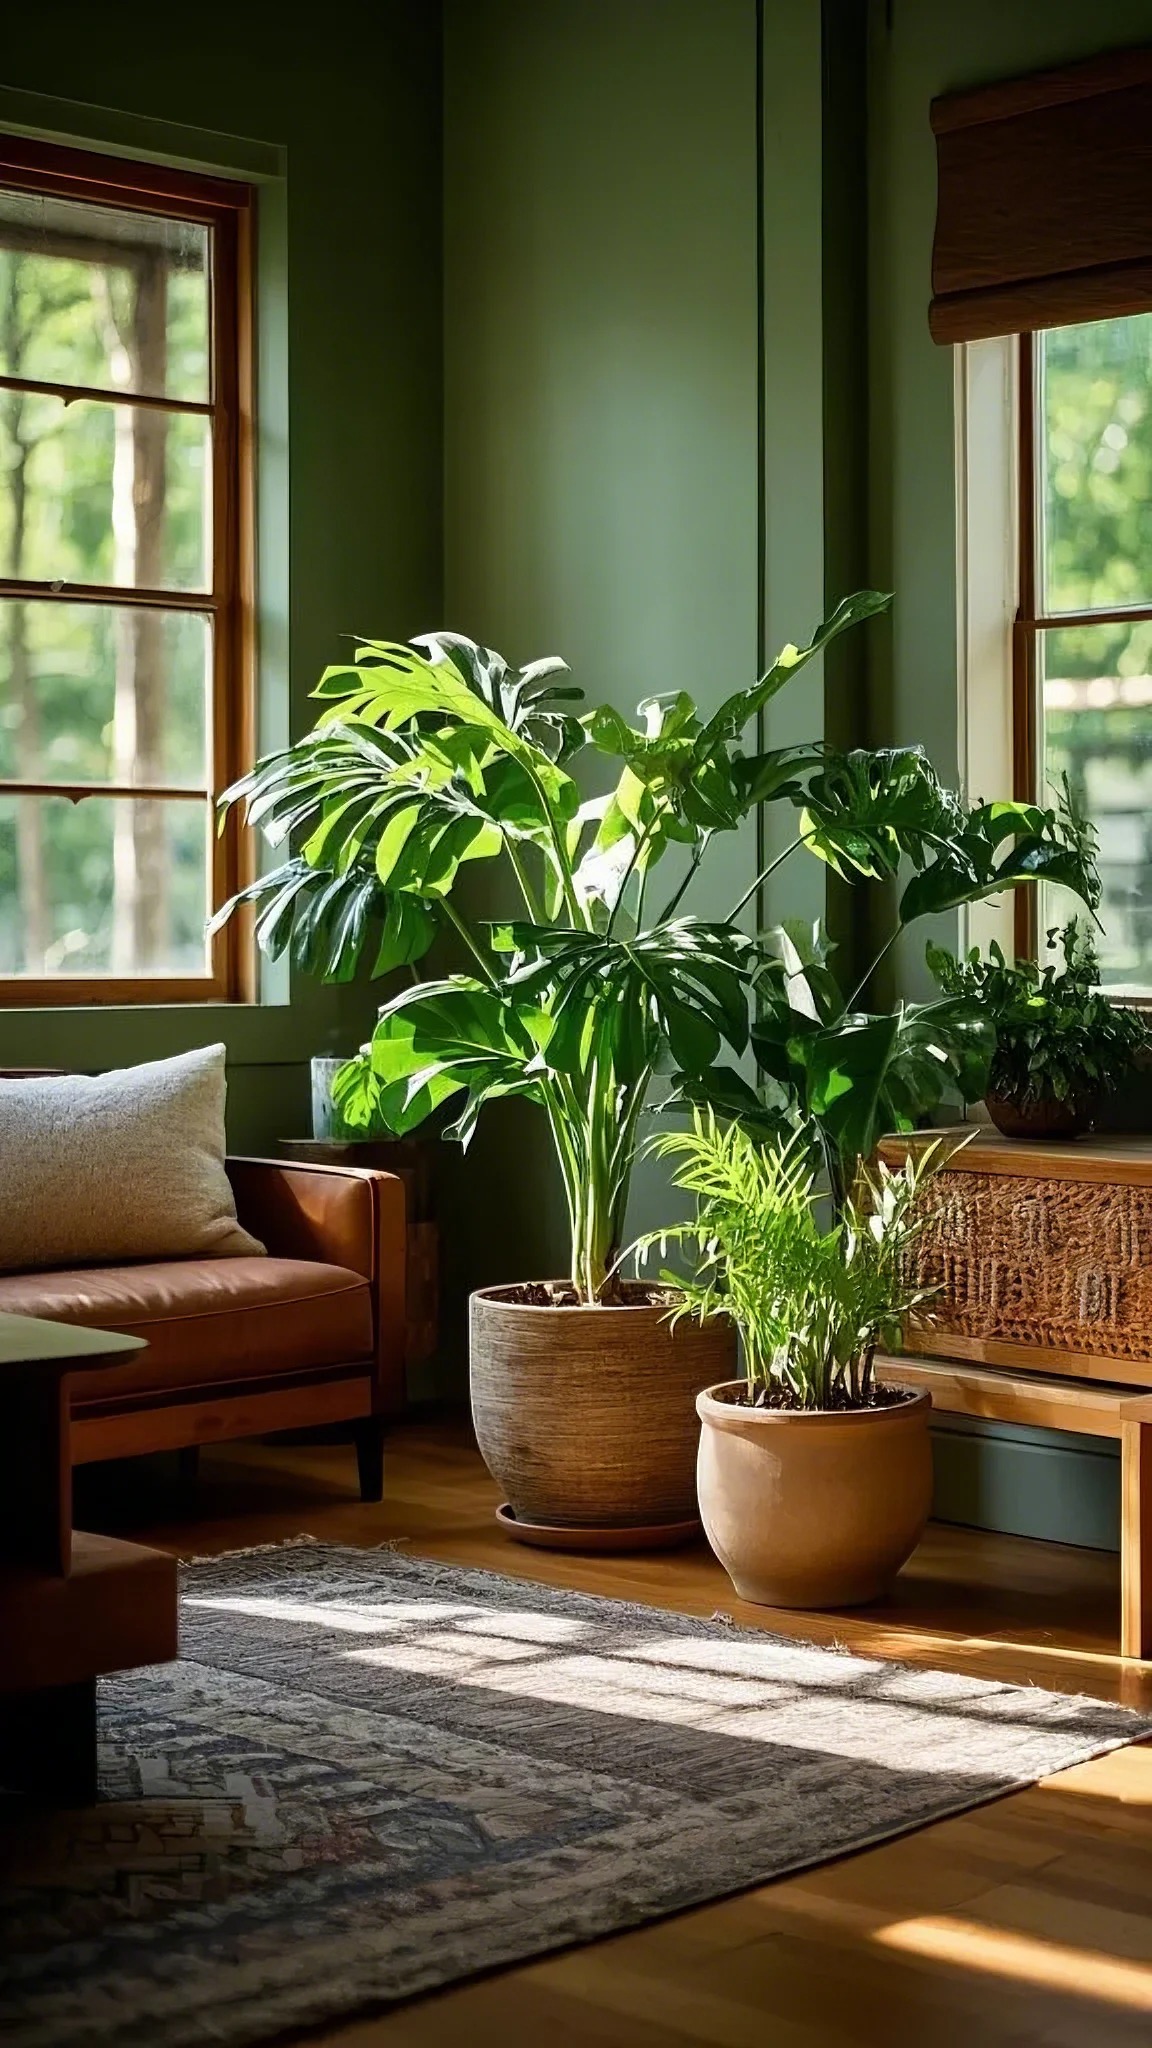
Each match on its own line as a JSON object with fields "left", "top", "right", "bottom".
{"left": 226, "top": 1158, "right": 407, "bottom": 1416}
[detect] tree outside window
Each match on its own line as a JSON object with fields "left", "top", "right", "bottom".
{"left": 1020, "top": 315, "right": 1152, "bottom": 991}
{"left": 0, "top": 140, "right": 252, "bottom": 1003}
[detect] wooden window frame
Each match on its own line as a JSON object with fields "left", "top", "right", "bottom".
{"left": 1012, "top": 328, "right": 1152, "bottom": 973}
{"left": 0, "top": 134, "right": 255, "bottom": 1007}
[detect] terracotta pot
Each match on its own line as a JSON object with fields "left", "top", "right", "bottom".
{"left": 470, "top": 1283, "right": 736, "bottom": 1532}
{"left": 984, "top": 1091, "right": 1091, "bottom": 1140}
{"left": 695, "top": 1381, "right": 933, "bottom": 1608}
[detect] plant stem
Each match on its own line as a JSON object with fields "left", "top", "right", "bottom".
{"left": 846, "top": 925, "right": 902, "bottom": 1012}
{"left": 634, "top": 862, "right": 649, "bottom": 932}
{"left": 605, "top": 834, "right": 645, "bottom": 940}
{"left": 440, "top": 899, "right": 498, "bottom": 987}
{"left": 656, "top": 835, "right": 709, "bottom": 925}
{"left": 609, "top": 1062, "right": 652, "bottom": 1218}
{"left": 522, "top": 759, "right": 588, "bottom": 928}
{"left": 606, "top": 813, "right": 661, "bottom": 938}
{"left": 818, "top": 1123, "right": 849, "bottom": 1228}
{"left": 507, "top": 841, "right": 543, "bottom": 923}
{"left": 728, "top": 833, "right": 806, "bottom": 924}
{"left": 544, "top": 1095, "right": 582, "bottom": 1228}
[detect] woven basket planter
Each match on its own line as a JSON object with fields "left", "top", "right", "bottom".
{"left": 470, "top": 1283, "right": 736, "bottom": 1534}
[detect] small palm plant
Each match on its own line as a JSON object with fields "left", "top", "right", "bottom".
{"left": 635, "top": 1115, "right": 942, "bottom": 1410}
{"left": 675, "top": 1117, "right": 955, "bottom": 1605}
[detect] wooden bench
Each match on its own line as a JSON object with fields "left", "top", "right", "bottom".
{"left": 877, "top": 1353, "right": 1151, "bottom": 1659}
{"left": 879, "top": 1129, "right": 1152, "bottom": 1663}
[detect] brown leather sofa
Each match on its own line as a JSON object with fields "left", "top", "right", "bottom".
{"left": 0, "top": 1158, "right": 407, "bottom": 1500}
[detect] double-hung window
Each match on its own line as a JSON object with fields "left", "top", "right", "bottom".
{"left": 1014, "top": 318, "right": 1152, "bottom": 988}
{"left": 934, "top": 48, "right": 1152, "bottom": 994}
{"left": 0, "top": 136, "right": 253, "bottom": 1003}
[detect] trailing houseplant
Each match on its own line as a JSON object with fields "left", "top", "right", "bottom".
{"left": 927, "top": 919, "right": 1146, "bottom": 1138}
{"left": 633, "top": 1117, "right": 944, "bottom": 1604}
{"left": 215, "top": 593, "right": 1097, "bottom": 1540}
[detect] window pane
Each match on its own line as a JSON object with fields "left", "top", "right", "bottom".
{"left": 0, "top": 391, "right": 209, "bottom": 592}
{"left": 1040, "top": 620, "right": 1152, "bottom": 988}
{"left": 0, "top": 600, "right": 210, "bottom": 789}
{"left": 0, "top": 195, "right": 209, "bottom": 402}
{"left": 0, "top": 793, "right": 210, "bottom": 977}
{"left": 1040, "top": 314, "right": 1152, "bottom": 614}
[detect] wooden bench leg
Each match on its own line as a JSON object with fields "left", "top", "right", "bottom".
{"left": 1120, "top": 1419, "right": 1152, "bottom": 1661}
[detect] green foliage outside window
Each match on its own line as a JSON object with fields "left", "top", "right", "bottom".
{"left": 0, "top": 235, "right": 209, "bottom": 977}
{"left": 1039, "top": 316, "right": 1152, "bottom": 984}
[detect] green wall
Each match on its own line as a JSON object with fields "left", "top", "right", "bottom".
{"left": 868, "top": 0, "right": 1152, "bottom": 1550}
{"left": 0, "top": 0, "right": 443, "bottom": 1150}
{"left": 439, "top": 0, "right": 830, "bottom": 1321}
{"left": 442, "top": 0, "right": 761, "bottom": 1303}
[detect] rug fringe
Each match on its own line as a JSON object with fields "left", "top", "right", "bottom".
{"left": 179, "top": 1533, "right": 323, "bottom": 1566}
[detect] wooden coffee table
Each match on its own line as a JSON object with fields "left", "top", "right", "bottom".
{"left": 0, "top": 1312, "right": 179, "bottom": 1801}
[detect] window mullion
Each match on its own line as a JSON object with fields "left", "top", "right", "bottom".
{"left": 1013, "top": 334, "right": 1040, "bottom": 959}
{"left": 0, "top": 372, "right": 213, "bottom": 418}
{"left": 0, "top": 580, "right": 218, "bottom": 612}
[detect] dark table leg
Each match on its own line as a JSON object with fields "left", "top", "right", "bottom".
{"left": 0, "top": 1677, "right": 98, "bottom": 1803}
{"left": 0, "top": 1365, "right": 70, "bottom": 1574}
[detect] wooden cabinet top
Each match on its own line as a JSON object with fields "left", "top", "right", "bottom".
{"left": 879, "top": 1128, "right": 1152, "bottom": 1187}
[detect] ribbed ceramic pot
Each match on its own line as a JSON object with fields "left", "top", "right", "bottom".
{"left": 471, "top": 1283, "right": 736, "bottom": 1532}
{"left": 696, "top": 1381, "right": 933, "bottom": 1608}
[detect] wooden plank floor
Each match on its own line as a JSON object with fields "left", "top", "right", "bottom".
{"left": 77, "top": 1418, "right": 1152, "bottom": 2048}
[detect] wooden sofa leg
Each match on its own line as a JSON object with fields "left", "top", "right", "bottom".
{"left": 1120, "top": 1418, "right": 1152, "bottom": 1661}
{"left": 354, "top": 1418, "right": 386, "bottom": 1504}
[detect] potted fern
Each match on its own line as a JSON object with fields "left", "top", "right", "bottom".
{"left": 216, "top": 596, "right": 1095, "bottom": 1545}
{"left": 637, "top": 1121, "right": 943, "bottom": 1606}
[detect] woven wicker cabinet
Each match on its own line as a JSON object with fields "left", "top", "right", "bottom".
{"left": 879, "top": 1131, "right": 1152, "bottom": 1659}
{"left": 898, "top": 1135, "right": 1152, "bottom": 1370}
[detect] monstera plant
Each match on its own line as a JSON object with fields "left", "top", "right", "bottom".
{"left": 216, "top": 593, "right": 1096, "bottom": 1540}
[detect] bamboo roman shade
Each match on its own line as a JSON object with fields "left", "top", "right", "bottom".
{"left": 930, "top": 45, "right": 1152, "bottom": 344}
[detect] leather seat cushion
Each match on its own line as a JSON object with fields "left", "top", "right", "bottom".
{"left": 0, "top": 1258, "right": 374, "bottom": 1403}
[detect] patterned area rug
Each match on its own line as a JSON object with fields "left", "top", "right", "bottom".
{"left": 1, "top": 1539, "right": 1149, "bottom": 2047}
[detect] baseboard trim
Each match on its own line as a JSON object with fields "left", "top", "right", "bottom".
{"left": 931, "top": 1419, "right": 1120, "bottom": 1554}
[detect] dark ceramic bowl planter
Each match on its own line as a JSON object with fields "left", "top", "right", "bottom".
{"left": 984, "top": 1091, "right": 1092, "bottom": 1140}
{"left": 470, "top": 1282, "right": 737, "bottom": 1549}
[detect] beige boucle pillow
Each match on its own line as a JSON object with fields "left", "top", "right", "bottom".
{"left": 0, "top": 1044, "right": 265, "bottom": 1273}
